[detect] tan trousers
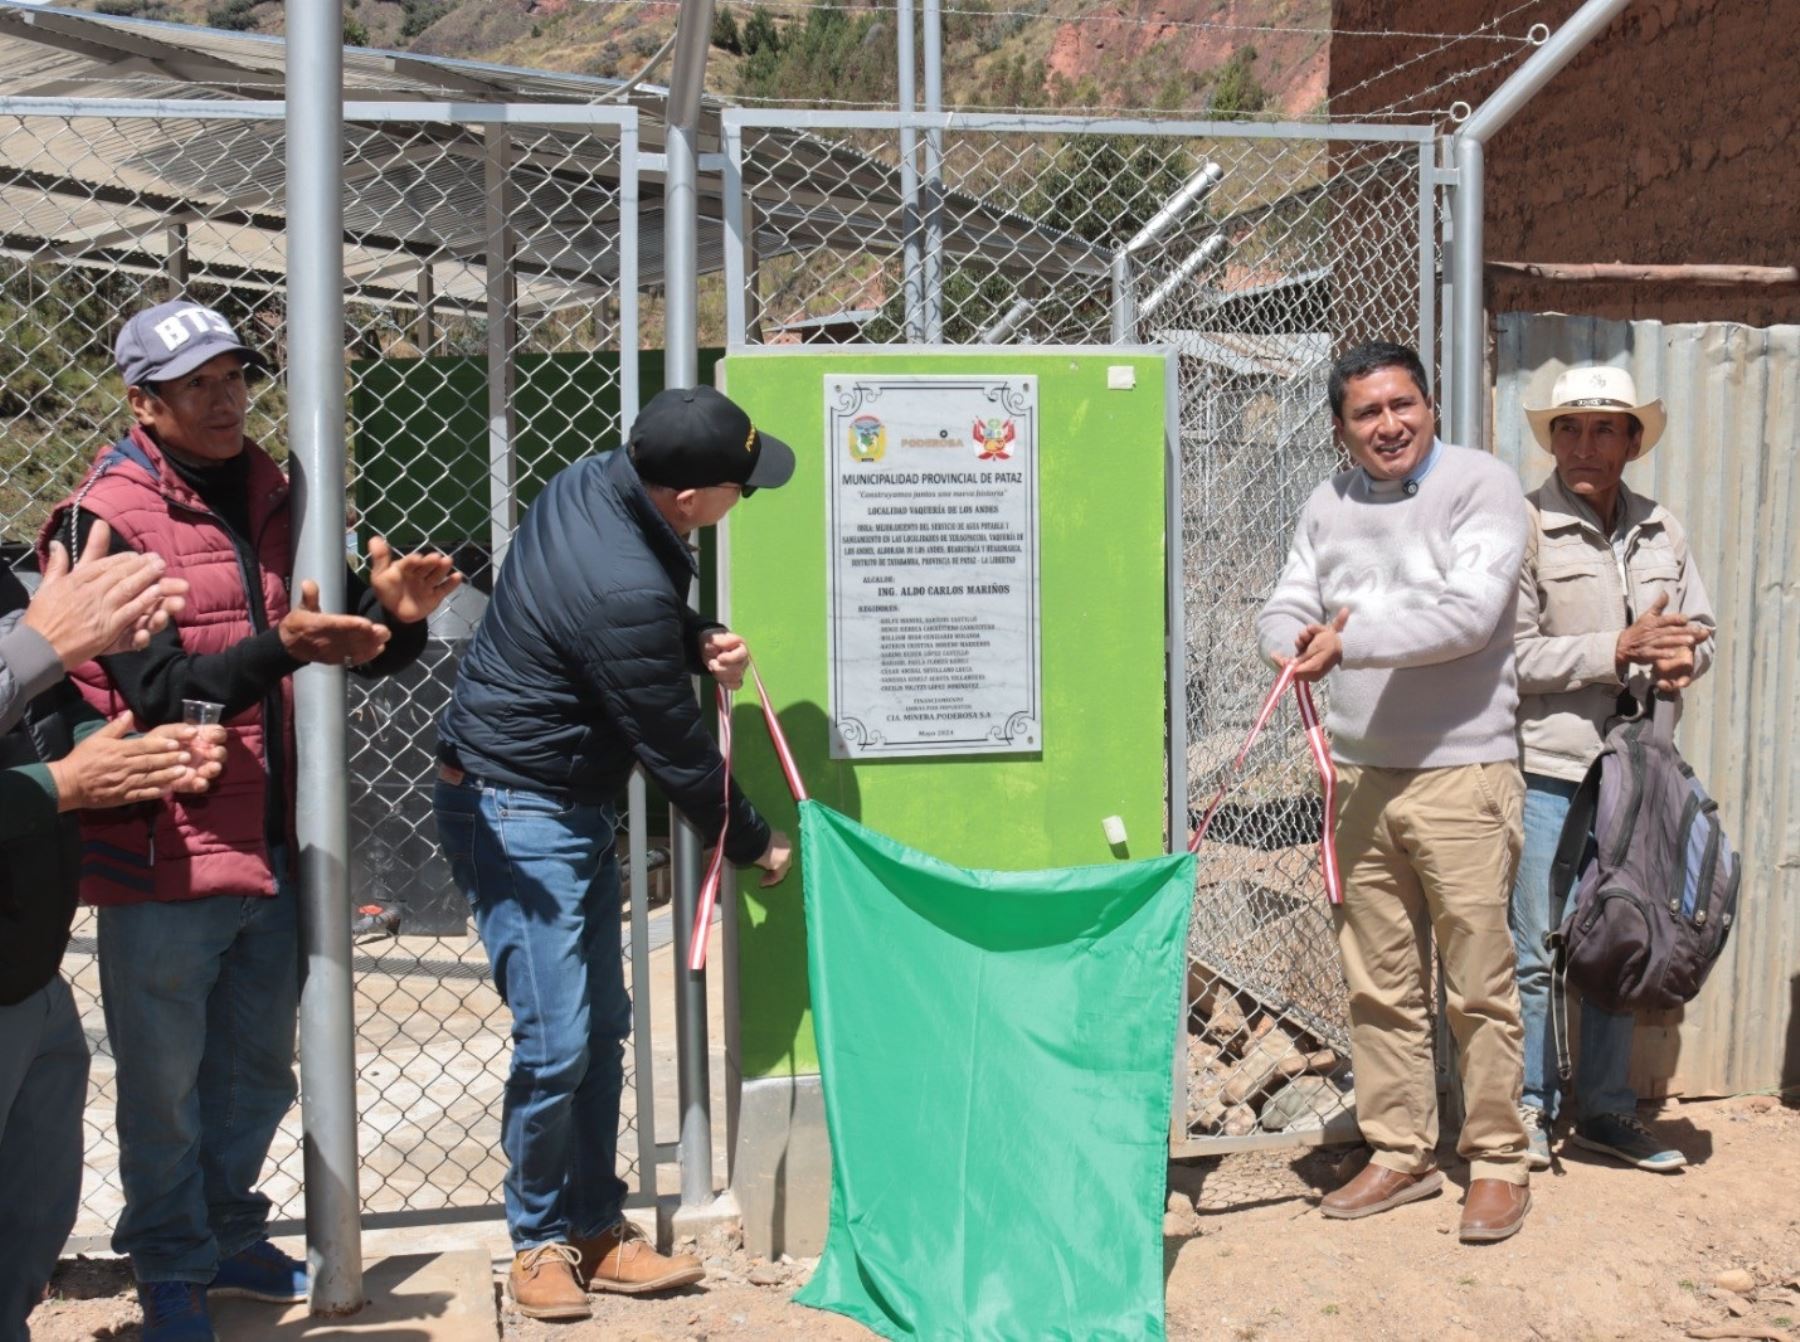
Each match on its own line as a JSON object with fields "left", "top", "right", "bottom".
{"left": 1333, "top": 761, "right": 1530, "bottom": 1185}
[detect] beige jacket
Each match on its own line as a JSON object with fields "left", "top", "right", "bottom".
{"left": 1515, "top": 471, "right": 1716, "bottom": 782}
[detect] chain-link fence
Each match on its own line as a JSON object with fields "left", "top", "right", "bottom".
{"left": 721, "top": 110, "right": 1438, "bottom": 1154}
{"left": 2, "top": 88, "right": 1449, "bottom": 1237}
{"left": 0, "top": 102, "right": 672, "bottom": 1241}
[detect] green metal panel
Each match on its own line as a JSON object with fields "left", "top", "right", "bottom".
{"left": 350, "top": 348, "right": 723, "bottom": 547}
{"left": 722, "top": 349, "right": 1173, "bottom": 1078}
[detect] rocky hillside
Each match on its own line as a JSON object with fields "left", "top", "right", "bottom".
{"left": 66, "top": 0, "right": 1328, "bottom": 116}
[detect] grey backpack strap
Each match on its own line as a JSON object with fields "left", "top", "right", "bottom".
{"left": 1547, "top": 762, "right": 1602, "bottom": 1085}
{"left": 1548, "top": 764, "right": 1602, "bottom": 933}
{"left": 1649, "top": 685, "right": 1677, "bottom": 747}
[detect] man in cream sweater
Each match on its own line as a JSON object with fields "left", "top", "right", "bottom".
{"left": 1257, "top": 341, "right": 1533, "bottom": 1243}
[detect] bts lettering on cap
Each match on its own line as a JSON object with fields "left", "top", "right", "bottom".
{"left": 152, "top": 305, "right": 235, "bottom": 352}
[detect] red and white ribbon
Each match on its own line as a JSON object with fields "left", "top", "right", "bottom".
{"left": 688, "top": 663, "right": 808, "bottom": 973}
{"left": 1188, "top": 664, "right": 1342, "bottom": 905}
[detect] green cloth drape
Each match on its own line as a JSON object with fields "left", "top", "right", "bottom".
{"left": 792, "top": 800, "right": 1195, "bottom": 1341}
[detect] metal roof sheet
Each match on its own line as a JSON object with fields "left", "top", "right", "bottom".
{"left": 0, "top": 0, "right": 1106, "bottom": 305}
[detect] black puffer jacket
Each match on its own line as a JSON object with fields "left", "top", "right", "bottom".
{"left": 0, "top": 565, "right": 86, "bottom": 1005}
{"left": 438, "top": 448, "right": 771, "bottom": 864}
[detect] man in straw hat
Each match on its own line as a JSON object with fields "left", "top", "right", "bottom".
{"left": 1508, "top": 364, "right": 1715, "bottom": 1173}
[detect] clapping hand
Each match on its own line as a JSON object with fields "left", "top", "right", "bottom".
{"left": 277, "top": 581, "right": 391, "bottom": 667}
{"left": 1616, "top": 592, "right": 1710, "bottom": 692}
{"left": 366, "top": 537, "right": 461, "bottom": 625}
{"left": 27, "top": 521, "right": 190, "bottom": 667}
{"left": 148, "top": 722, "right": 228, "bottom": 795}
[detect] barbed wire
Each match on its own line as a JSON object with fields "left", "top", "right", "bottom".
{"left": 1332, "top": 0, "right": 1544, "bottom": 117}
{"left": 12, "top": 0, "right": 1548, "bottom": 132}
{"left": 718, "top": 90, "right": 1489, "bottom": 123}
{"left": 583, "top": 0, "right": 1539, "bottom": 44}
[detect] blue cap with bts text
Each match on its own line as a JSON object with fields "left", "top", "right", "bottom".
{"left": 115, "top": 300, "right": 266, "bottom": 388}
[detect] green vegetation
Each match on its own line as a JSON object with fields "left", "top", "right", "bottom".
{"left": 736, "top": 2, "right": 896, "bottom": 107}
{"left": 398, "top": 0, "right": 447, "bottom": 41}
{"left": 203, "top": 0, "right": 260, "bottom": 32}
{"left": 1209, "top": 45, "right": 1269, "bottom": 118}
{"left": 710, "top": 6, "right": 742, "bottom": 55}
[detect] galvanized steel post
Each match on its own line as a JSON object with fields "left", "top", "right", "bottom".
{"left": 1449, "top": 0, "right": 1631, "bottom": 451}
{"left": 286, "top": 0, "right": 364, "bottom": 1316}
{"left": 921, "top": 0, "right": 944, "bottom": 341}
{"left": 665, "top": 0, "right": 718, "bottom": 1211}
{"left": 896, "top": 0, "right": 924, "bottom": 341}
{"left": 1110, "top": 249, "right": 1136, "bottom": 344}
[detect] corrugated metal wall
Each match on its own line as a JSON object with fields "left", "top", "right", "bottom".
{"left": 1494, "top": 314, "right": 1800, "bottom": 1098}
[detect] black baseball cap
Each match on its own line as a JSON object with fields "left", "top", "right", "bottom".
{"left": 628, "top": 386, "right": 795, "bottom": 497}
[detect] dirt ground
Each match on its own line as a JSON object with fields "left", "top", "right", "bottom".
{"left": 31, "top": 1095, "right": 1800, "bottom": 1342}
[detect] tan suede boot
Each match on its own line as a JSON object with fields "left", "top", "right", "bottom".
{"left": 508, "top": 1243, "right": 592, "bottom": 1320}
{"left": 572, "top": 1220, "right": 705, "bottom": 1296}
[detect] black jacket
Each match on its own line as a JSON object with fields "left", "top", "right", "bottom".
{"left": 0, "top": 566, "right": 89, "bottom": 1005}
{"left": 438, "top": 449, "right": 771, "bottom": 865}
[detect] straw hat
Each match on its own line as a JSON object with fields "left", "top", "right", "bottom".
{"left": 1525, "top": 365, "right": 1665, "bottom": 457}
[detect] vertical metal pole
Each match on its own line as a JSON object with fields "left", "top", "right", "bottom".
{"left": 1437, "top": 139, "right": 1456, "bottom": 434}
{"left": 714, "top": 508, "right": 742, "bottom": 1181}
{"left": 619, "top": 116, "right": 641, "bottom": 431}
{"left": 896, "top": 0, "right": 923, "bottom": 342}
{"left": 1110, "top": 249, "right": 1136, "bottom": 344}
{"left": 741, "top": 197, "right": 763, "bottom": 344}
{"left": 921, "top": 0, "right": 944, "bottom": 342}
{"left": 1449, "top": 0, "right": 1631, "bottom": 450}
{"left": 627, "top": 769, "right": 658, "bottom": 1195}
{"left": 1448, "top": 134, "right": 1485, "bottom": 451}
{"left": 287, "top": 0, "right": 363, "bottom": 1317}
{"left": 1416, "top": 139, "right": 1436, "bottom": 397}
{"left": 1162, "top": 355, "right": 1188, "bottom": 1151}
{"left": 614, "top": 115, "right": 653, "bottom": 1198}
{"left": 484, "top": 128, "right": 517, "bottom": 571}
{"left": 165, "top": 222, "right": 187, "bottom": 294}
{"left": 722, "top": 119, "right": 748, "bottom": 347}
{"left": 414, "top": 262, "right": 435, "bottom": 353}
{"left": 665, "top": 0, "right": 717, "bottom": 1211}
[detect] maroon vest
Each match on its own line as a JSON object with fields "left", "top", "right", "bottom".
{"left": 40, "top": 427, "right": 294, "bottom": 906}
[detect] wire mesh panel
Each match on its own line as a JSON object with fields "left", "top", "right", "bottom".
{"left": 723, "top": 111, "right": 1435, "bottom": 1153}
{"left": 0, "top": 103, "right": 655, "bottom": 1240}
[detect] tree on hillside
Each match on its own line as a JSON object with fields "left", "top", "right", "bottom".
{"left": 711, "top": 6, "right": 742, "bottom": 55}
{"left": 736, "top": 2, "right": 895, "bottom": 106}
{"left": 1209, "top": 46, "right": 1268, "bottom": 119}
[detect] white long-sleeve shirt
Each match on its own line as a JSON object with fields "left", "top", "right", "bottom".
{"left": 1256, "top": 441, "right": 1529, "bottom": 768}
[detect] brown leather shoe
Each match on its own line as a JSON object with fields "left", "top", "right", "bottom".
{"left": 1320, "top": 1163, "right": 1444, "bottom": 1220}
{"left": 572, "top": 1219, "right": 705, "bottom": 1296}
{"left": 508, "top": 1243, "right": 592, "bottom": 1320}
{"left": 1459, "top": 1179, "right": 1530, "bottom": 1243}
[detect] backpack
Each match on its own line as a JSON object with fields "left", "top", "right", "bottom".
{"left": 1544, "top": 690, "right": 1742, "bottom": 1081}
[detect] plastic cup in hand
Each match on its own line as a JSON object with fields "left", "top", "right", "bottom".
{"left": 182, "top": 699, "right": 225, "bottom": 727}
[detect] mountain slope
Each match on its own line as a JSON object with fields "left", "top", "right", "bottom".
{"left": 61, "top": 0, "right": 1328, "bottom": 116}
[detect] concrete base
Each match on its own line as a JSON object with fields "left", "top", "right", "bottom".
{"left": 669, "top": 1188, "right": 744, "bottom": 1245}
{"left": 732, "top": 1072, "right": 832, "bottom": 1258}
{"left": 212, "top": 1250, "right": 496, "bottom": 1341}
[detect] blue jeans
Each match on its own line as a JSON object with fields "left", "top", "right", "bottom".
{"left": 0, "top": 976, "right": 89, "bottom": 1342}
{"left": 97, "top": 856, "right": 299, "bottom": 1284}
{"left": 1508, "top": 773, "right": 1637, "bottom": 1121}
{"left": 432, "top": 777, "right": 630, "bottom": 1251}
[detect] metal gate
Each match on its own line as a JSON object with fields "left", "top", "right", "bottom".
{"left": 0, "top": 97, "right": 662, "bottom": 1240}
{"left": 717, "top": 108, "right": 1440, "bottom": 1156}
